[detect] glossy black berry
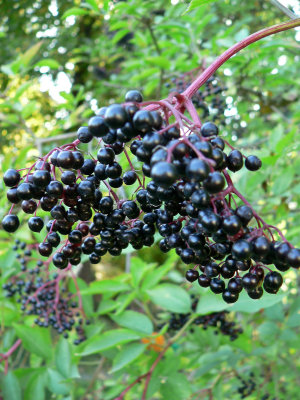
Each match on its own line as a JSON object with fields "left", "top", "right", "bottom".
{"left": 151, "top": 161, "right": 178, "bottom": 188}
{"left": 203, "top": 172, "right": 225, "bottom": 194}
{"left": 287, "top": 248, "right": 300, "bottom": 268}
{"left": 123, "top": 171, "right": 137, "bottom": 185}
{"left": 52, "top": 252, "right": 68, "bottom": 269}
{"left": 210, "top": 278, "right": 225, "bottom": 294}
{"left": 28, "top": 217, "right": 44, "bottom": 232}
{"left": 186, "top": 269, "right": 199, "bottom": 282}
{"left": 17, "top": 182, "right": 34, "bottom": 200}
{"left": 105, "top": 105, "right": 128, "bottom": 129}
{"left": 186, "top": 159, "right": 209, "bottom": 182}
{"left": 4, "top": 169, "right": 21, "bottom": 187}
{"left": 198, "top": 274, "right": 211, "bottom": 287}
{"left": 88, "top": 116, "right": 109, "bottom": 137}
{"left": 57, "top": 151, "right": 75, "bottom": 169}
{"left": 222, "top": 290, "right": 239, "bottom": 303}
{"left": 125, "top": 90, "right": 143, "bottom": 103}
{"left": 46, "top": 181, "right": 63, "bottom": 198}
{"left": 97, "top": 147, "right": 115, "bottom": 165}
{"left": 232, "top": 240, "right": 252, "bottom": 260}
{"left": 227, "top": 278, "right": 243, "bottom": 293}
{"left": 33, "top": 170, "right": 51, "bottom": 187}
{"left": 201, "top": 121, "right": 219, "bottom": 137}
{"left": 2, "top": 215, "right": 20, "bottom": 232}
{"left": 133, "top": 110, "right": 154, "bottom": 133}
{"left": 263, "top": 271, "right": 283, "bottom": 293}
{"left": 235, "top": 205, "right": 253, "bottom": 226}
{"left": 245, "top": 155, "right": 262, "bottom": 171}
{"left": 38, "top": 242, "right": 53, "bottom": 257}
{"left": 77, "top": 126, "right": 93, "bottom": 143}
{"left": 247, "top": 287, "right": 263, "bottom": 299}
{"left": 242, "top": 273, "right": 259, "bottom": 290}
{"left": 252, "top": 236, "right": 270, "bottom": 257}
{"left": 222, "top": 215, "right": 242, "bottom": 235}
{"left": 226, "top": 150, "right": 243, "bottom": 172}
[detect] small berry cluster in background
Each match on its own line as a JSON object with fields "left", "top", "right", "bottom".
{"left": 167, "top": 295, "right": 243, "bottom": 341}
{"left": 2, "top": 240, "right": 88, "bottom": 344}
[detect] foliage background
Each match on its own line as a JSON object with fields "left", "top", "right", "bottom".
{"left": 0, "top": 0, "right": 299, "bottom": 399}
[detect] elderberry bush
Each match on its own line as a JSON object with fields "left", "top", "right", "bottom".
{"left": 2, "top": 88, "right": 300, "bottom": 304}
{"left": 2, "top": 240, "right": 88, "bottom": 344}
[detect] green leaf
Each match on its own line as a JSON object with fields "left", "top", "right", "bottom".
{"left": 184, "top": 0, "right": 218, "bottom": 14}
{"left": 110, "top": 343, "right": 147, "bottom": 373}
{"left": 112, "top": 29, "right": 131, "bottom": 45}
{"left": 78, "top": 329, "right": 142, "bottom": 356}
{"left": 14, "top": 324, "right": 52, "bottom": 359}
{"left": 80, "top": 280, "right": 130, "bottom": 295}
{"left": 160, "top": 373, "right": 191, "bottom": 400}
{"left": 21, "top": 101, "right": 37, "bottom": 119}
{"left": 34, "top": 59, "right": 61, "bottom": 69}
{"left": 97, "top": 299, "right": 118, "bottom": 315}
{"left": 47, "top": 369, "right": 70, "bottom": 395}
{"left": 230, "top": 292, "right": 285, "bottom": 313}
{"left": 61, "top": 7, "right": 90, "bottom": 19}
{"left": 20, "top": 42, "right": 43, "bottom": 68}
{"left": 55, "top": 338, "right": 72, "bottom": 378}
{"left": 258, "top": 321, "right": 279, "bottom": 343}
{"left": 196, "top": 291, "right": 228, "bottom": 314}
{"left": 24, "top": 370, "right": 47, "bottom": 400}
{"left": 141, "top": 255, "right": 177, "bottom": 291}
{"left": 85, "top": 0, "right": 99, "bottom": 12}
{"left": 2, "top": 371, "right": 22, "bottom": 400}
{"left": 147, "top": 284, "right": 191, "bottom": 313}
{"left": 110, "top": 310, "right": 153, "bottom": 334}
{"left": 130, "top": 257, "right": 155, "bottom": 288}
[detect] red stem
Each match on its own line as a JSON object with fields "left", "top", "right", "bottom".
{"left": 183, "top": 19, "right": 300, "bottom": 99}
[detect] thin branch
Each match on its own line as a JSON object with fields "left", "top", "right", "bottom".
{"left": 183, "top": 18, "right": 300, "bottom": 99}
{"left": 270, "top": 0, "right": 299, "bottom": 19}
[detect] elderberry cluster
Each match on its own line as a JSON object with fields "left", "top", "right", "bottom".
{"left": 2, "top": 240, "right": 87, "bottom": 344}
{"left": 167, "top": 74, "right": 227, "bottom": 124}
{"left": 167, "top": 295, "right": 242, "bottom": 341}
{"left": 2, "top": 88, "right": 300, "bottom": 304}
{"left": 236, "top": 372, "right": 256, "bottom": 399}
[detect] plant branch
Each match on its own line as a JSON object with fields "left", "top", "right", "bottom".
{"left": 183, "top": 18, "right": 300, "bottom": 99}
{"left": 114, "top": 315, "right": 197, "bottom": 400}
{"left": 270, "top": 0, "right": 299, "bottom": 19}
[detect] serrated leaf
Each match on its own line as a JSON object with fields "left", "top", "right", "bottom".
{"left": 78, "top": 329, "right": 142, "bottom": 356}
{"left": 110, "top": 310, "right": 153, "bottom": 334}
{"left": 14, "top": 324, "right": 52, "bottom": 359}
{"left": 110, "top": 343, "right": 146, "bottom": 373}
{"left": 2, "top": 371, "right": 22, "bottom": 400}
{"left": 61, "top": 7, "right": 90, "bottom": 19}
{"left": 147, "top": 284, "right": 191, "bottom": 313}
{"left": 80, "top": 280, "right": 130, "bottom": 295}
